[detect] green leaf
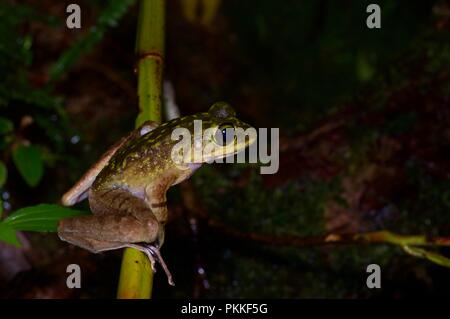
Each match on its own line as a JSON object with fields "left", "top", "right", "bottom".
{"left": 0, "top": 223, "right": 20, "bottom": 247}
{"left": 0, "top": 161, "right": 6, "bottom": 187}
{"left": 0, "top": 117, "right": 13, "bottom": 135}
{"left": 12, "top": 144, "right": 44, "bottom": 187}
{"left": 4, "top": 204, "right": 90, "bottom": 232}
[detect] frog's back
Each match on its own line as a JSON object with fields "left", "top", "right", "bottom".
{"left": 61, "top": 121, "right": 159, "bottom": 206}
{"left": 91, "top": 115, "right": 198, "bottom": 192}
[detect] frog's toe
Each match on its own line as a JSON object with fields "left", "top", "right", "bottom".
{"left": 148, "top": 254, "right": 157, "bottom": 273}
{"left": 155, "top": 228, "right": 165, "bottom": 249}
{"left": 145, "top": 244, "right": 175, "bottom": 286}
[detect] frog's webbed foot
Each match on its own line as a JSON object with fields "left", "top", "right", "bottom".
{"left": 145, "top": 244, "right": 175, "bottom": 286}
{"left": 128, "top": 243, "right": 175, "bottom": 286}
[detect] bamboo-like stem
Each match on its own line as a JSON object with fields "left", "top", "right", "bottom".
{"left": 117, "top": 247, "right": 153, "bottom": 298}
{"left": 117, "top": 0, "right": 165, "bottom": 299}
{"left": 135, "top": 0, "right": 165, "bottom": 127}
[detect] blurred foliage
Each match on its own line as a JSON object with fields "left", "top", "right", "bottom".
{"left": 224, "top": 0, "right": 434, "bottom": 131}
{"left": 12, "top": 145, "right": 44, "bottom": 187}
{"left": 186, "top": 0, "right": 450, "bottom": 298}
{"left": 0, "top": 0, "right": 134, "bottom": 249}
{"left": 193, "top": 165, "right": 343, "bottom": 236}
{"left": 396, "top": 161, "right": 450, "bottom": 235}
{"left": 49, "top": 0, "right": 135, "bottom": 81}
{"left": 207, "top": 244, "right": 399, "bottom": 298}
{"left": 179, "top": 0, "right": 221, "bottom": 28}
{"left": 0, "top": 0, "right": 449, "bottom": 299}
{"left": 0, "top": 3, "right": 63, "bottom": 113}
{"left": 0, "top": 2, "right": 68, "bottom": 194}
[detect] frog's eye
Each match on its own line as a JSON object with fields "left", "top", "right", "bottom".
{"left": 208, "top": 102, "right": 236, "bottom": 118}
{"left": 214, "top": 123, "right": 235, "bottom": 146}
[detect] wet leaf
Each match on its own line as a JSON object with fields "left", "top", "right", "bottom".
{"left": 3, "top": 204, "right": 90, "bottom": 232}
{"left": 0, "top": 117, "right": 13, "bottom": 135}
{"left": 0, "top": 223, "right": 20, "bottom": 247}
{"left": 12, "top": 144, "right": 44, "bottom": 187}
{"left": 0, "top": 161, "right": 6, "bottom": 187}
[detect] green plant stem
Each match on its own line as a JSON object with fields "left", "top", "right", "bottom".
{"left": 117, "top": 0, "right": 165, "bottom": 299}
{"left": 135, "top": 0, "right": 165, "bottom": 126}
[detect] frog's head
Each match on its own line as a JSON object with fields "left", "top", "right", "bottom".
{"left": 171, "top": 102, "right": 256, "bottom": 166}
{"left": 195, "top": 102, "right": 257, "bottom": 163}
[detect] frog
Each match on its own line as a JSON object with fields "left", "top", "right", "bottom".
{"left": 58, "top": 102, "right": 256, "bottom": 285}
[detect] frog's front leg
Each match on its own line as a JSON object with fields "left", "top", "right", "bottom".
{"left": 144, "top": 174, "right": 180, "bottom": 246}
{"left": 57, "top": 188, "right": 174, "bottom": 285}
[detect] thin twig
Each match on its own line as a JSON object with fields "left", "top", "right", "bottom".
{"left": 181, "top": 181, "right": 450, "bottom": 268}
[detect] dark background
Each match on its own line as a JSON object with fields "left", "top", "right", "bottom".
{"left": 0, "top": 0, "right": 449, "bottom": 298}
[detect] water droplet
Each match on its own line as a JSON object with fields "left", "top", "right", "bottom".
{"left": 3, "top": 201, "right": 11, "bottom": 211}
{"left": 71, "top": 135, "right": 80, "bottom": 144}
{"left": 2, "top": 191, "right": 10, "bottom": 200}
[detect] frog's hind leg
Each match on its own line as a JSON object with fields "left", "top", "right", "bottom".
{"left": 58, "top": 188, "right": 160, "bottom": 251}
{"left": 58, "top": 211, "right": 159, "bottom": 247}
{"left": 58, "top": 223, "right": 174, "bottom": 285}
{"left": 88, "top": 188, "right": 166, "bottom": 247}
{"left": 57, "top": 189, "right": 173, "bottom": 283}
